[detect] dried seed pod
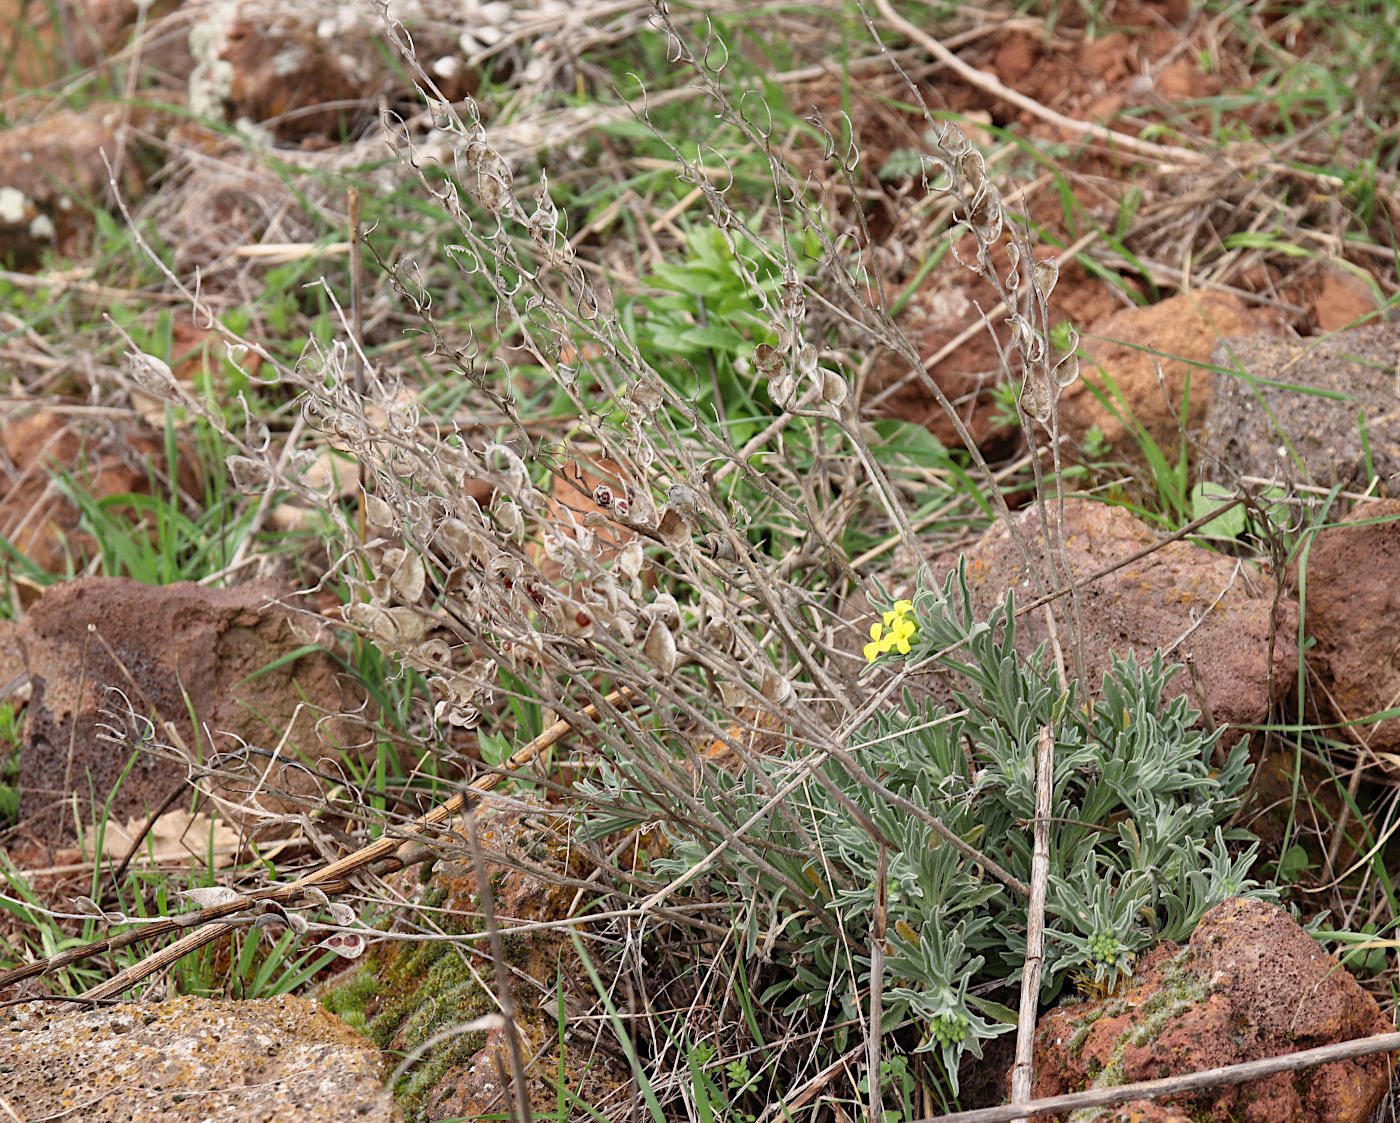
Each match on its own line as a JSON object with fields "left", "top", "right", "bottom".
{"left": 753, "top": 342, "right": 784, "bottom": 377}
{"left": 618, "top": 540, "right": 644, "bottom": 583}
{"left": 383, "top": 606, "right": 428, "bottom": 645}
{"left": 656, "top": 506, "right": 691, "bottom": 550}
{"left": 389, "top": 550, "right": 426, "bottom": 603}
{"left": 643, "top": 617, "right": 678, "bottom": 675}
{"left": 226, "top": 456, "right": 271, "bottom": 494}
{"left": 124, "top": 349, "right": 178, "bottom": 398}
{"left": 325, "top": 902, "right": 356, "bottom": 926}
{"left": 494, "top": 499, "right": 524, "bottom": 540}
{"left": 437, "top": 518, "right": 476, "bottom": 565}
{"left": 417, "top": 638, "right": 452, "bottom": 668}
{"left": 487, "top": 554, "right": 522, "bottom": 588}
{"left": 760, "top": 668, "right": 794, "bottom": 706}
{"left": 1022, "top": 370, "right": 1052, "bottom": 423}
{"left": 1005, "top": 241, "right": 1022, "bottom": 291}
{"left": 819, "top": 367, "right": 848, "bottom": 407}
{"left": 1052, "top": 348, "right": 1080, "bottom": 389}
{"left": 483, "top": 443, "right": 529, "bottom": 494}
{"left": 645, "top": 592, "right": 682, "bottom": 633}
{"left": 315, "top": 933, "right": 366, "bottom": 959}
{"left": 363, "top": 491, "right": 394, "bottom": 528}
{"left": 704, "top": 613, "right": 733, "bottom": 652}
{"left": 719, "top": 682, "right": 747, "bottom": 709}
{"left": 1033, "top": 257, "right": 1059, "bottom": 301}
{"left": 768, "top": 373, "right": 797, "bottom": 410}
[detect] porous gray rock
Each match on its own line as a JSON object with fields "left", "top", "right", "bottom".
{"left": 0, "top": 994, "right": 401, "bottom": 1121}
{"left": 1200, "top": 323, "right": 1400, "bottom": 497}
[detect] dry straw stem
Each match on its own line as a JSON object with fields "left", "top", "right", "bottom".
{"left": 922, "top": 1030, "right": 1400, "bottom": 1123}
{"left": 1009, "top": 724, "right": 1053, "bottom": 1118}
{"left": 0, "top": 690, "right": 636, "bottom": 1002}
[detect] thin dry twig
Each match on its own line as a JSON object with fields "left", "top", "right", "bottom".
{"left": 923, "top": 1030, "right": 1400, "bottom": 1123}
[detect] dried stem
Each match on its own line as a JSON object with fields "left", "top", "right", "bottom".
{"left": 1010, "top": 724, "right": 1053, "bottom": 1116}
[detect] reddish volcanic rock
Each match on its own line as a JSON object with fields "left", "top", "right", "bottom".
{"left": 1031, "top": 898, "right": 1394, "bottom": 1123}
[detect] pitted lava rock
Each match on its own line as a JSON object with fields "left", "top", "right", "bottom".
{"left": 962, "top": 498, "right": 1294, "bottom": 738}
{"left": 1030, "top": 898, "right": 1394, "bottom": 1123}
{"left": 1291, "top": 498, "right": 1400, "bottom": 751}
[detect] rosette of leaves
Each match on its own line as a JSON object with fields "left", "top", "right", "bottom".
{"left": 583, "top": 562, "right": 1272, "bottom": 1095}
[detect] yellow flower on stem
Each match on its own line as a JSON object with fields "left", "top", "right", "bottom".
{"left": 864, "top": 599, "right": 917, "bottom": 662}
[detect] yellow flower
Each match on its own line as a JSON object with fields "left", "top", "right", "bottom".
{"left": 864, "top": 599, "right": 918, "bottom": 662}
